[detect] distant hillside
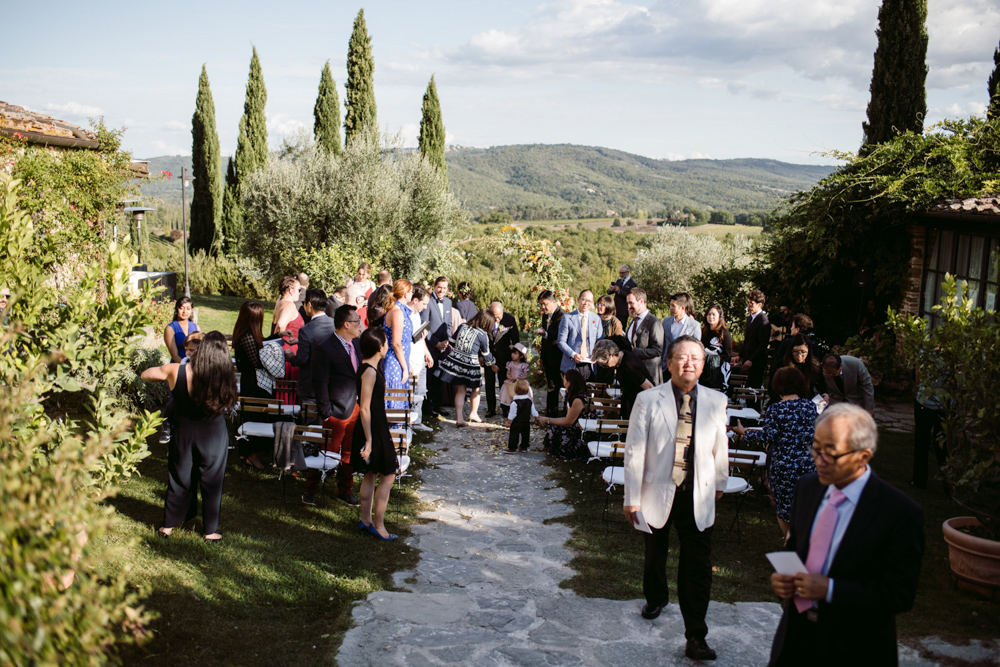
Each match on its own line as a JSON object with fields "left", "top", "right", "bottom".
{"left": 445, "top": 144, "right": 834, "bottom": 217}
{"left": 138, "top": 145, "right": 834, "bottom": 216}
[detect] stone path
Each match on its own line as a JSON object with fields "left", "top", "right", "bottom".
{"left": 336, "top": 409, "right": 997, "bottom": 666}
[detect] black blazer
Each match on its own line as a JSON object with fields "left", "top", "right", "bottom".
{"left": 311, "top": 334, "right": 363, "bottom": 421}
{"left": 540, "top": 307, "right": 564, "bottom": 370}
{"left": 740, "top": 311, "right": 771, "bottom": 367}
{"left": 608, "top": 276, "right": 635, "bottom": 320}
{"left": 769, "top": 471, "right": 924, "bottom": 667}
{"left": 490, "top": 312, "right": 519, "bottom": 366}
{"left": 288, "top": 314, "right": 336, "bottom": 400}
{"left": 627, "top": 312, "right": 664, "bottom": 385}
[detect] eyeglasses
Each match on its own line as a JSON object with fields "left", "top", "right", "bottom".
{"left": 346, "top": 318, "right": 361, "bottom": 325}
{"left": 810, "top": 448, "right": 857, "bottom": 464}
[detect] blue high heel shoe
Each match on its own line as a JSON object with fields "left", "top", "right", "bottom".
{"left": 367, "top": 524, "right": 398, "bottom": 541}
{"left": 358, "top": 520, "right": 372, "bottom": 535}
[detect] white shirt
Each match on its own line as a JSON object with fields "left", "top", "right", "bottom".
{"left": 628, "top": 309, "right": 648, "bottom": 342}
{"left": 812, "top": 465, "right": 872, "bottom": 602}
{"left": 507, "top": 394, "right": 539, "bottom": 421}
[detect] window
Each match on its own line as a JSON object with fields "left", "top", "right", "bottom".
{"left": 922, "top": 228, "right": 1000, "bottom": 323}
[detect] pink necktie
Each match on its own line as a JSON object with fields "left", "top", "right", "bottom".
{"left": 795, "top": 488, "right": 847, "bottom": 613}
{"left": 348, "top": 342, "right": 358, "bottom": 372}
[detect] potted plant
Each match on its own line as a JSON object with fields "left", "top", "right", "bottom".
{"left": 891, "top": 275, "right": 1000, "bottom": 599}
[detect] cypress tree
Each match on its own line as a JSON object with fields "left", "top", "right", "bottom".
{"left": 224, "top": 46, "right": 268, "bottom": 250}
{"left": 988, "top": 40, "right": 1000, "bottom": 121}
{"left": 221, "top": 157, "right": 242, "bottom": 252}
{"left": 861, "top": 0, "right": 928, "bottom": 149}
{"left": 418, "top": 75, "right": 447, "bottom": 185}
{"left": 189, "top": 65, "right": 223, "bottom": 254}
{"left": 344, "top": 8, "right": 377, "bottom": 146}
{"left": 314, "top": 61, "right": 342, "bottom": 156}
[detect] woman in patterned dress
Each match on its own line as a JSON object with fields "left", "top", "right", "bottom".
{"left": 537, "top": 369, "right": 593, "bottom": 460}
{"left": 434, "top": 308, "right": 498, "bottom": 426}
{"left": 733, "top": 366, "right": 817, "bottom": 537}
{"left": 382, "top": 280, "right": 414, "bottom": 410}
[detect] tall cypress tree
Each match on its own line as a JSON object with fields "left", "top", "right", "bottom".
{"left": 314, "top": 61, "right": 342, "bottom": 156}
{"left": 221, "top": 157, "right": 241, "bottom": 252}
{"left": 988, "top": 40, "right": 1000, "bottom": 121}
{"left": 418, "top": 75, "right": 447, "bottom": 185}
{"left": 189, "top": 65, "right": 223, "bottom": 254}
{"left": 344, "top": 8, "right": 377, "bottom": 146}
{"left": 223, "top": 47, "right": 268, "bottom": 251}
{"left": 861, "top": 0, "right": 928, "bottom": 149}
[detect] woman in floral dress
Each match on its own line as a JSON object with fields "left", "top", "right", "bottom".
{"left": 733, "top": 366, "right": 817, "bottom": 537}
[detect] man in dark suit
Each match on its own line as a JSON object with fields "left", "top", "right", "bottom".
{"left": 769, "top": 403, "right": 924, "bottom": 666}
{"left": 421, "top": 276, "right": 454, "bottom": 416}
{"left": 537, "top": 290, "right": 564, "bottom": 417}
{"left": 309, "top": 305, "right": 364, "bottom": 507}
{"left": 608, "top": 264, "right": 636, "bottom": 328}
{"left": 735, "top": 289, "right": 770, "bottom": 388}
{"left": 622, "top": 335, "right": 730, "bottom": 661}
{"left": 484, "top": 301, "right": 518, "bottom": 418}
{"left": 624, "top": 288, "right": 664, "bottom": 385}
{"left": 821, "top": 354, "right": 875, "bottom": 413}
{"left": 285, "top": 289, "right": 335, "bottom": 401}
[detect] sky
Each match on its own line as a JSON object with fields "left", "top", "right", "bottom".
{"left": 2, "top": 0, "right": 999, "bottom": 165}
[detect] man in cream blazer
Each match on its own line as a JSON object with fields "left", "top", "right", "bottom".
{"left": 624, "top": 335, "right": 729, "bottom": 661}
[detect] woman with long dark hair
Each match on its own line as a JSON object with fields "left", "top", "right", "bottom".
{"left": 434, "top": 308, "right": 498, "bottom": 426}
{"left": 537, "top": 369, "right": 593, "bottom": 460}
{"left": 142, "top": 331, "right": 238, "bottom": 541}
{"left": 232, "top": 300, "right": 286, "bottom": 469}
{"left": 165, "top": 296, "right": 198, "bottom": 363}
{"left": 352, "top": 327, "right": 400, "bottom": 541}
{"left": 770, "top": 333, "right": 823, "bottom": 399}
{"left": 700, "top": 303, "right": 733, "bottom": 390}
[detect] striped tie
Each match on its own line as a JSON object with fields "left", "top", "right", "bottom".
{"left": 672, "top": 394, "right": 693, "bottom": 486}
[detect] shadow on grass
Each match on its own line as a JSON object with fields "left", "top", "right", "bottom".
{"left": 106, "top": 435, "right": 432, "bottom": 666}
{"left": 543, "top": 423, "right": 1000, "bottom": 642}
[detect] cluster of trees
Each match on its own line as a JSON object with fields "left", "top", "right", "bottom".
{"left": 186, "top": 8, "right": 450, "bottom": 281}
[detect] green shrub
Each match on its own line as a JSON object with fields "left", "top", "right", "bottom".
{"left": 891, "top": 275, "right": 1000, "bottom": 530}
{"left": 296, "top": 242, "right": 386, "bottom": 293}
{"left": 242, "top": 129, "right": 467, "bottom": 282}
{"left": 0, "top": 173, "right": 155, "bottom": 662}
{"left": 145, "top": 239, "right": 270, "bottom": 299}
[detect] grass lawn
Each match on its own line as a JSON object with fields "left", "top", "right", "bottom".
{"left": 544, "top": 422, "right": 1000, "bottom": 642}
{"left": 686, "top": 223, "right": 765, "bottom": 241}
{"left": 190, "top": 293, "right": 275, "bottom": 337}
{"left": 103, "top": 434, "right": 432, "bottom": 665}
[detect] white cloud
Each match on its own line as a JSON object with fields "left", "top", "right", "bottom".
{"left": 162, "top": 120, "right": 186, "bottom": 131}
{"left": 150, "top": 139, "right": 189, "bottom": 156}
{"left": 936, "top": 101, "right": 988, "bottom": 117}
{"left": 266, "top": 112, "right": 308, "bottom": 137}
{"left": 815, "top": 93, "right": 866, "bottom": 112}
{"left": 44, "top": 101, "right": 103, "bottom": 118}
{"left": 399, "top": 122, "right": 419, "bottom": 147}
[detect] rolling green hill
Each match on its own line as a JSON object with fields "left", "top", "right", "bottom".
{"left": 138, "top": 145, "right": 834, "bottom": 217}
{"left": 445, "top": 144, "right": 834, "bottom": 217}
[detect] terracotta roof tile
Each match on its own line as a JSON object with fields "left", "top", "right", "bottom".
{"left": 0, "top": 100, "right": 99, "bottom": 149}
{"left": 928, "top": 196, "right": 1000, "bottom": 216}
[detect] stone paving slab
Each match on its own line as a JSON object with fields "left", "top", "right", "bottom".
{"left": 336, "top": 407, "right": 996, "bottom": 667}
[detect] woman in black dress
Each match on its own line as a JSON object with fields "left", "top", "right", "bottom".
{"left": 141, "top": 331, "right": 237, "bottom": 541}
{"left": 434, "top": 308, "right": 498, "bottom": 426}
{"left": 352, "top": 327, "right": 400, "bottom": 541}
{"left": 590, "top": 339, "right": 653, "bottom": 419}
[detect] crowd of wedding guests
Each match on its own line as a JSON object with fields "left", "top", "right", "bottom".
{"left": 136, "top": 258, "right": 923, "bottom": 664}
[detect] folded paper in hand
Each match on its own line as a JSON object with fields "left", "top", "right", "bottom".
{"left": 633, "top": 510, "right": 653, "bottom": 534}
{"left": 766, "top": 551, "right": 807, "bottom": 576}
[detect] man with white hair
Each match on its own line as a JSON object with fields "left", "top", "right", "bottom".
{"left": 769, "top": 403, "right": 924, "bottom": 666}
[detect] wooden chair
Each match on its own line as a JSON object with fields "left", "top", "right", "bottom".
{"left": 275, "top": 379, "right": 298, "bottom": 406}
{"left": 279, "top": 424, "right": 338, "bottom": 511}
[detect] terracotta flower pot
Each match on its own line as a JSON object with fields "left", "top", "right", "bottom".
{"left": 942, "top": 517, "right": 1000, "bottom": 601}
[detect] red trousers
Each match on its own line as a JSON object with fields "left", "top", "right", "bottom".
{"left": 304, "top": 403, "right": 359, "bottom": 496}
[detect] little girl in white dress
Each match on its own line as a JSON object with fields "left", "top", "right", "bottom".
{"left": 499, "top": 344, "right": 532, "bottom": 410}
